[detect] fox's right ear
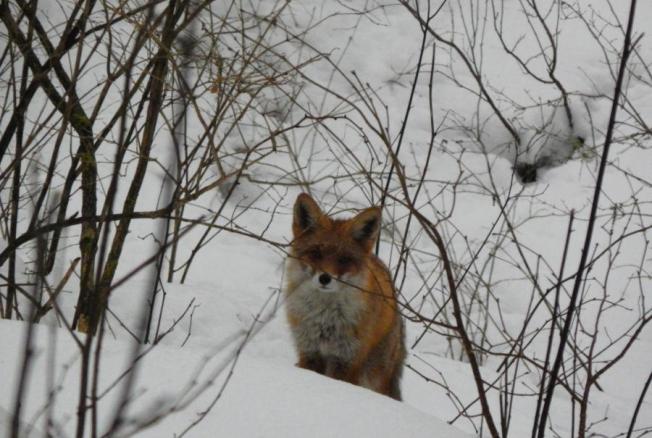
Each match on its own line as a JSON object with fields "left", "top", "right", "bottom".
{"left": 293, "top": 193, "right": 322, "bottom": 236}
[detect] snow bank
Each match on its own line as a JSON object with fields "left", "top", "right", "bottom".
{"left": 1, "top": 321, "right": 471, "bottom": 437}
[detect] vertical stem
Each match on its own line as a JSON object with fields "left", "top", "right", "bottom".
{"left": 532, "top": 211, "right": 575, "bottom": 437}
{"left": 11, "top": 228, "right": 46, "bottom": 438}
{"left": 426, "top": 221, "right": 501, "bottom": 438}
{"left": 165, "top": 14, "right": 196, "bottom": 286}
{"left": 376, "top": 6, "right": 430, "bottom": 254}
{"left": 5, "top": 0, "right": 37, "bottom": 320}
{"left": 167, "top": 212, "right": 182, "bottom": 282}
{"left": 536, "top": 1, "right": 638, "bottom": 436}
{"left": 6, "top": 65, "right": 22, "bottom": 319}
{"left": 76, "top": 124, "right": 98, "bottom": 332}
{"left": 626, "top": 371, "right": 652, "bottom": 438}
{"left": 146, "top": 75, "right": 187, "bottom": 342}
{"left": 95, "top": 0, "right": 180, "bottom": 334}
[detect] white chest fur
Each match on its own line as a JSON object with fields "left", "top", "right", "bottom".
{"left": 284, "top": 258, "right": 364, "bottom": 361}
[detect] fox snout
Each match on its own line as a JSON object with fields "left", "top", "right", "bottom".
{"left": 310, "top": 270, "right": 360, "bottom": 293}
{"left": 313, "top": 271, "right": 338, "bottom": 291}
{"left": 318, "top": 272, "right": 331, "bottom": 286}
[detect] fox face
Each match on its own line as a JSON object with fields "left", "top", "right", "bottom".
{"left": 289, "top": 193, "right": 381, "bottom": 293}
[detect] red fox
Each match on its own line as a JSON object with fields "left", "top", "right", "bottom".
{"left": 284, "top": 193, "right": 406, "bottom": 400}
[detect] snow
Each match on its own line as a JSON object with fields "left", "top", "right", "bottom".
{"left": 1, "top": 0, "right": 651, "bottom": 437}
{"left": 0, "top": 318, "right": 471, "bottom": 438}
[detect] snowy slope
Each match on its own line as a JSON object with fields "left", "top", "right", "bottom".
{"left": 1, "top": 0, "right": 651, "bottom": 437}
{"left": 0, "top": 319, "right": 471, "bottom": 438}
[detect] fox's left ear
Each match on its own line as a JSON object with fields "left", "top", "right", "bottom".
{"left": 350, "top": 207, "right": 381, "bottom": 249}
{"left": 293, "top": 193, "right": 323, "bottom": 236}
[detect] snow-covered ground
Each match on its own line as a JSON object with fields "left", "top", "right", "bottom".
{"left": 1, "top": 0, "right": 651, "bottom": 437}
{"left": 0, "top": 319, "right": 473, "bottom": 438}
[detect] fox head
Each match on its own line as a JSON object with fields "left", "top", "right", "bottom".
{"left": 290, "top": 193, "right": 381, "bottom": 292}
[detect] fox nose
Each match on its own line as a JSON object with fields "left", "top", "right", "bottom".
{"left": 318, "top": 273, "right": 332, "bottom": 286}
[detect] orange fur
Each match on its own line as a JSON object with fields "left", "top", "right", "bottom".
{"left": 284, "top": 193, "right": 406, "bottom": 400}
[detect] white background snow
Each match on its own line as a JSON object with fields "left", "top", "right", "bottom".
{"left": 1, "top": 0, "right": 650, "bottom": 437}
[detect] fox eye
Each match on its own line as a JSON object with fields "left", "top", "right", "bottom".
{"left": 337, "top": 255, "right": 353, "bottom": 266}
{"left": 307, "top": 248, "right": 323, "bottom": 260}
